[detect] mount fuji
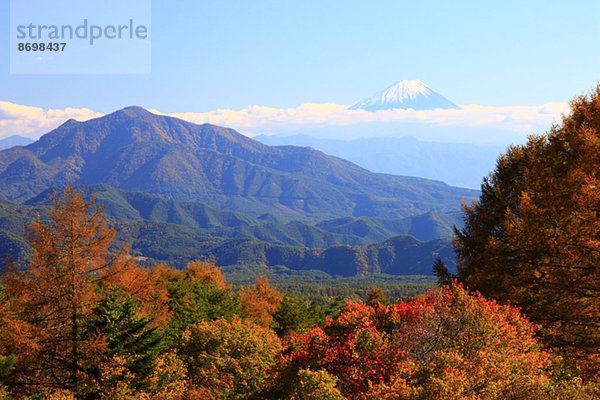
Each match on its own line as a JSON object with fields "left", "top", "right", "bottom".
{"left": 349, "top": 80, "right": 460, "bottom": 111}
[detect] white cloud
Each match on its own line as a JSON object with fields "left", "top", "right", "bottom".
{"left": 1, "top": 100, "right": 570, "bottom": 145}
{"left": 0, "top": 101, "right": 102, "bottom": 139}
{"left": 154, "top": 102, "right": 570, "bottom": 141}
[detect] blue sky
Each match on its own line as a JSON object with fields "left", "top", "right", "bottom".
{"left": 1, "top": 0, "right": 599, "bottom": 114}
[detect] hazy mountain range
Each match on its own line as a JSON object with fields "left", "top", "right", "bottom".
{"left": 255, "top": 134, "right": 503, "bottom": 189}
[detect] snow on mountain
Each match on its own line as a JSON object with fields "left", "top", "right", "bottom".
{"left": 349, "top": 80, "right": 460, "bottom": 111}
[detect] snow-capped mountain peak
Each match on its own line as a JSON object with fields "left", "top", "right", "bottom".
{"left": 349, "top": 80, "right": 459, "bottom": 111}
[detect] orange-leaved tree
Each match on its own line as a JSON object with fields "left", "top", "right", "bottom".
{"left": 1, "top": 186, "right": 131, "bottom": 397}
{"left": 455, "top": 85, "right": 600, "bottom": 378}
{"left": 240, "top": 274, "right": 282, "bottom": 327}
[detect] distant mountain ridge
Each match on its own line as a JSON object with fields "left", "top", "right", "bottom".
{"left": 0, "top": 135, "right": 34, "bottom": 150}
{"left": 0, "top": 106, "right": 477, "bottom": 221}
{"left": 349, "top": 80, "right": 459, "bottom": 111}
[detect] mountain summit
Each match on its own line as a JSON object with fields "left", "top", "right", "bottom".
{"left": 0, "top": 106, "right": 476, "bottom": 221}
{"left": 349, "top": 80, "right": 459, "bottom": 111}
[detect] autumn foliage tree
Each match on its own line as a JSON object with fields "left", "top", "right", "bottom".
{"left": 455, "top": 85, "right": 600, "bottom": 377}
{"left": 98, "top": 257, "right": 170, "bottom": 327}
{"left": 0, "top": 187, "right": 131, "bottom": 397}
{"left": 179, "top": 316, "right": 281, "bottom": 399}
{"left": 239, "top": 274, "right": 282, "bottom": 327}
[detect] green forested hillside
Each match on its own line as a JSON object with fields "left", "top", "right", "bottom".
{"left": 26, "top": 184, "right": 462, "bottom": 245}
{"left": 0, "top": 190, "right": 456, "bottom": 276}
